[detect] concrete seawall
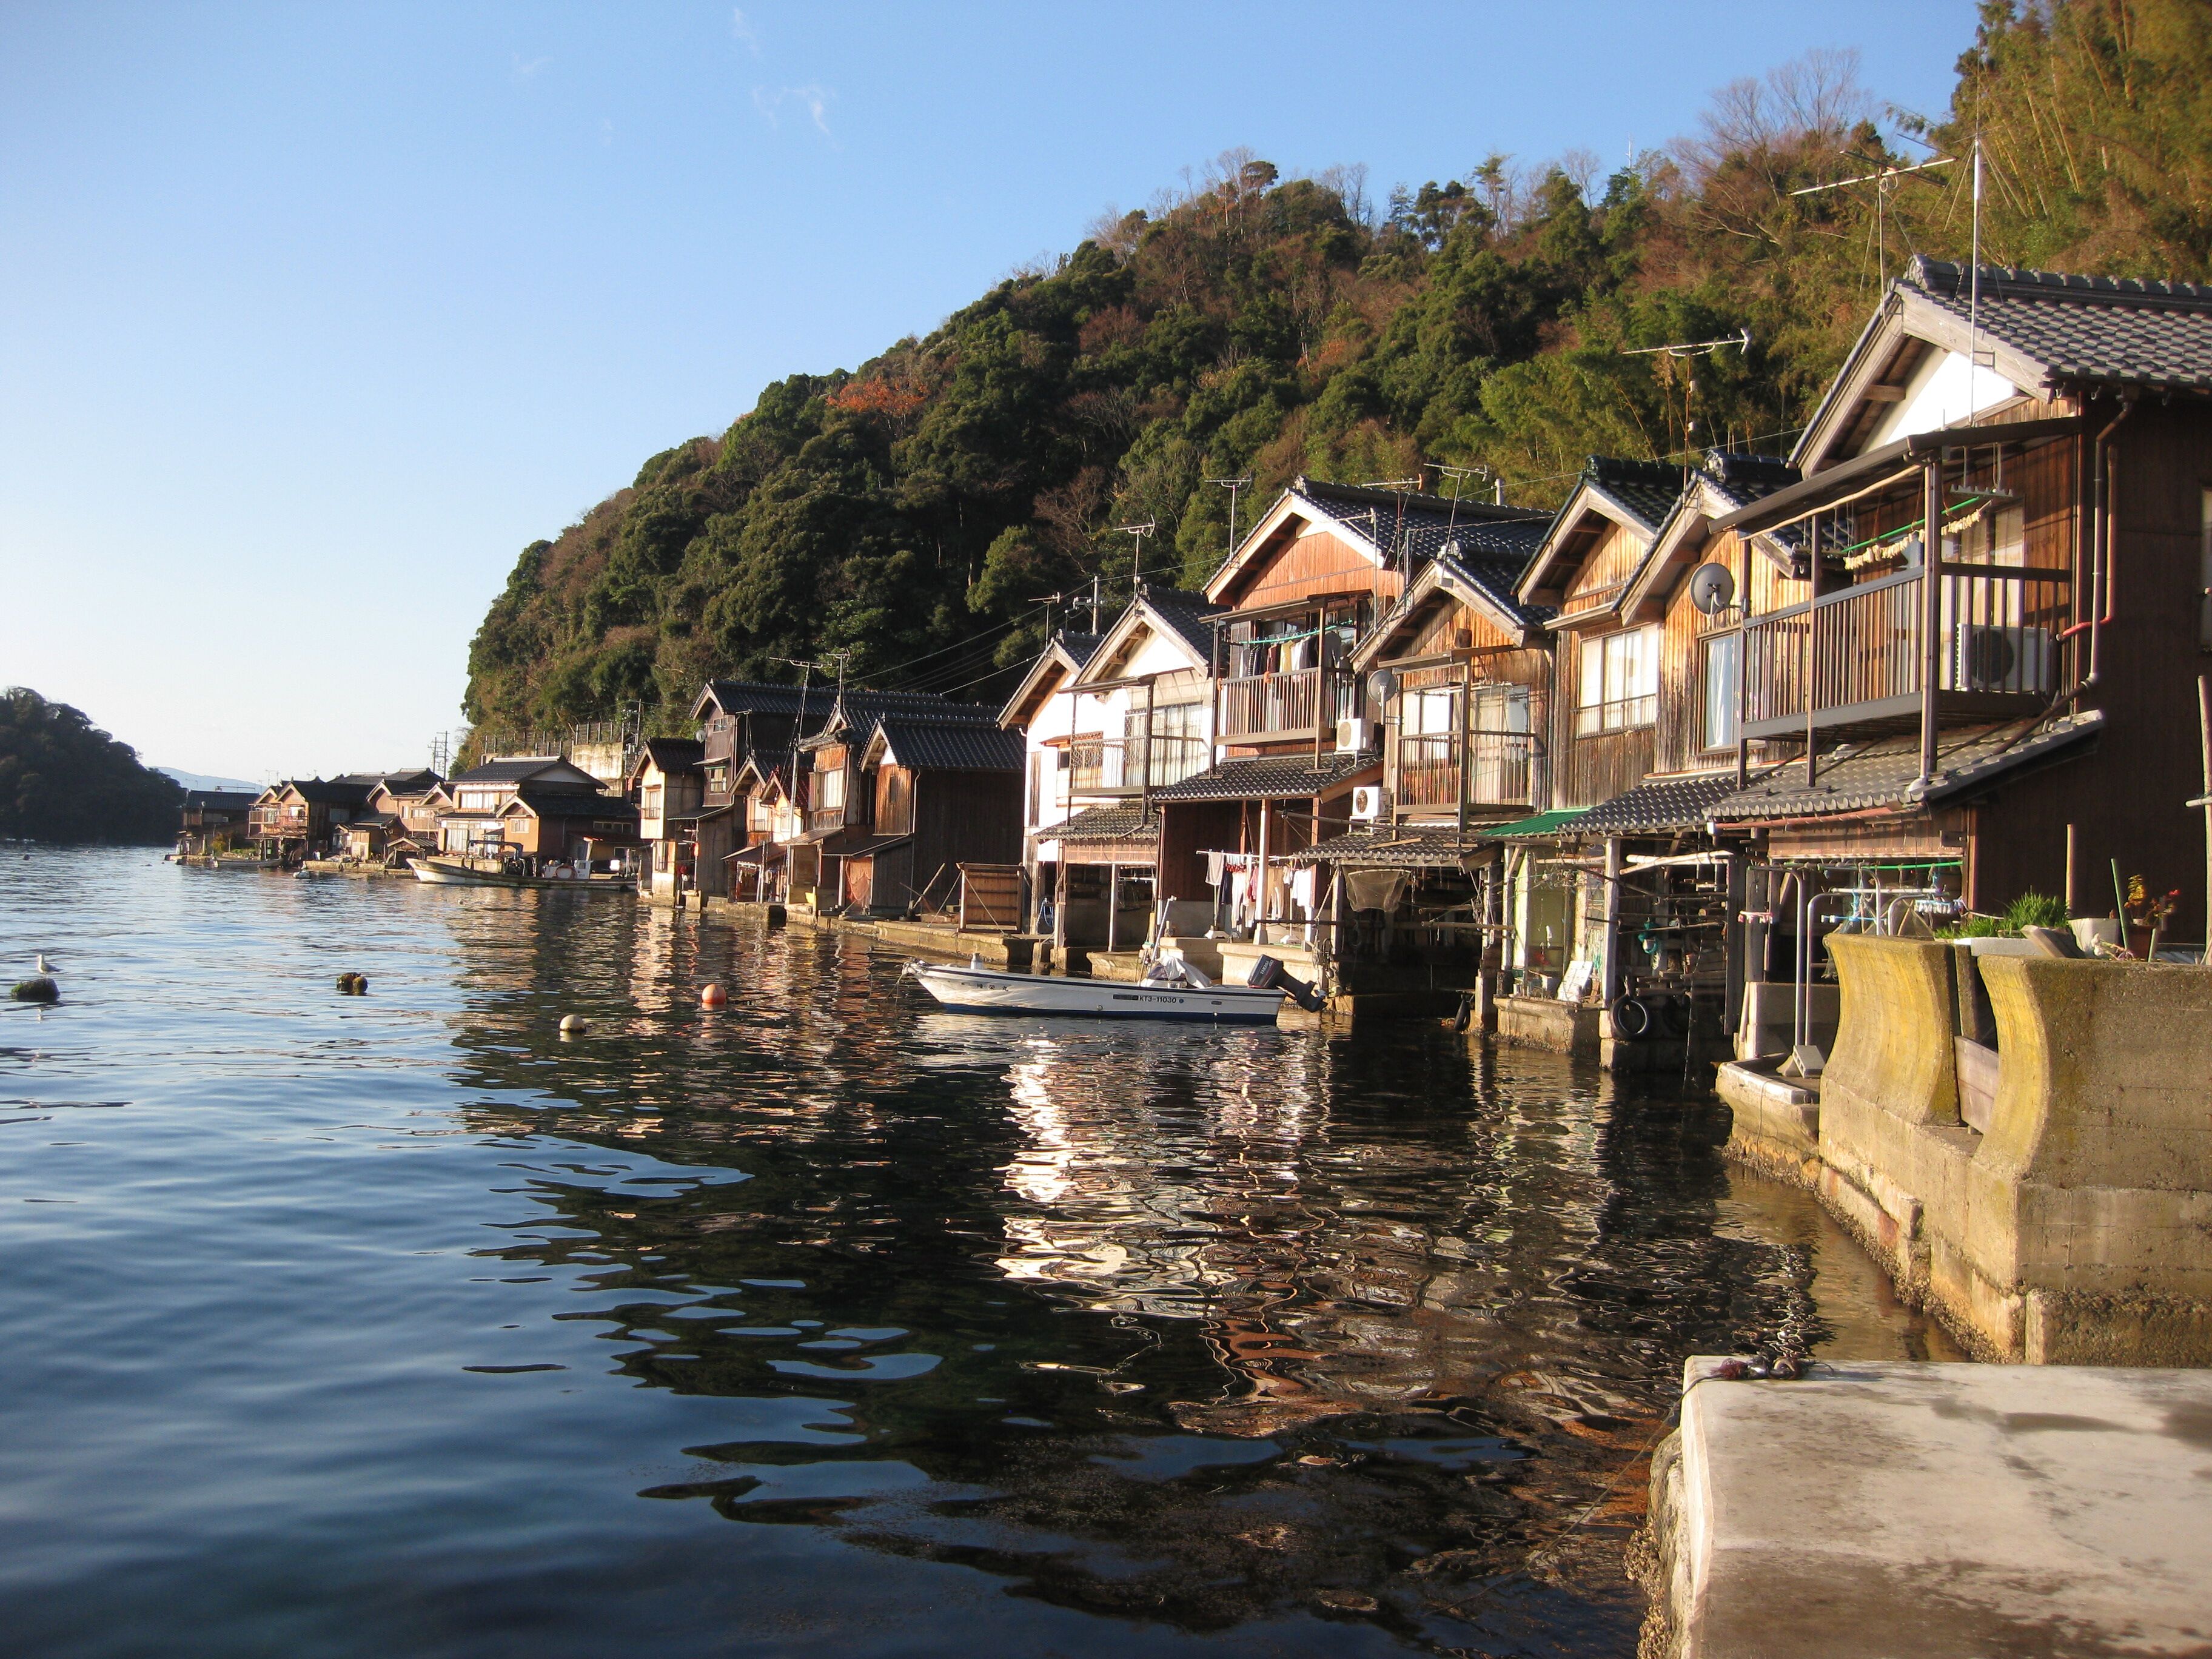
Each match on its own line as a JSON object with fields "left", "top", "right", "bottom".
{"left": 1639, "top": 1358, "right": 2212, "bottom": 1657}
{"left": 1722, "top": 936, "right": 2212, "bottom": 1364}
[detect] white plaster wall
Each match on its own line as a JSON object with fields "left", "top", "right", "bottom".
{"left": 1868, "top": 348, "right": 2021, "bottom": 449}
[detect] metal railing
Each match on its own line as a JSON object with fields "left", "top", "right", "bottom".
{"left": 1742, "top": 565, "right": 2069, "bottom": 737}
{"left": 1395, "top": 731, "right": 1543, "bottom": 808}
{"left": 1063, "top": 735, "right": 1212, "bottom": 797}
{"left": 1219, "top": 667, "right": 1322, "bottom": 738}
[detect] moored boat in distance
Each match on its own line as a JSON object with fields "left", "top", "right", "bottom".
{"left": 902, "top": 957, "right": 1286, "bottom": 1024}
{"left": 407, "top": 855, "right": 631, "bottom": 891}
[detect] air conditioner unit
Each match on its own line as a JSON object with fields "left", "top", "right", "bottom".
{"left": 1350, "top": 785, "right": 1384, "bottom": 822}
{"left": 1335, "top": 716, "right": 1375, "bottom": 754}
{"left": 1953, "top": 625, "right": 2055, "bottom": 694}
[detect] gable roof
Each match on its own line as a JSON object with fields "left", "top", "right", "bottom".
{"left": 1617, "top": 452, "right": 1800, "bottom": 621}
{"left": 862, "top": 717, "right": 1026, "bottom": 773}
{"left": 1517, "top": 457, "right": 1687, "bottom": 609}
{"left": 688, "top": 679, "right": 824, "bottom": 722}
{"left": 183, "top": 789, "right": 258, "bottom": 811}
{"left": 996, "top": 631, "right": 1103, "bottom": 729}
{"left": 1798, "top": 256, "right": 2212, "bottom": 471}
{"left": 501, "top": 785, "right": 637, "bottom": 821}
{"left": 1352, "top": 548, "right": 1550, "bottom": 669}
{"left": 449, "top": 757, "right": 602, "bottom": 789}
{"left": 625, "top": 737, "right": 704, "bottom": 788}
{"left": 800, "top": 688, "right": 994, "bottom": 748}
{"left": 1203, "top": 475, "right": 1548, "bottom": 607}
{"left": 1073, "top": 586, "right": 1224, "bottom": 687}
{"left": 281, "top": 778, "right": 376, "bottom": 808}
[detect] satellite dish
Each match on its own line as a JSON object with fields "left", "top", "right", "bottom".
{"left": 1366, "top": 668, "right": 1398, "bottom": 708}
{"left": 1689, "top": 561, "right": 1737, "bottom": 617}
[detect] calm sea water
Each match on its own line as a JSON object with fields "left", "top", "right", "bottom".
{"left": 0, "top": 849, "right": 1955, "bottom": 1658}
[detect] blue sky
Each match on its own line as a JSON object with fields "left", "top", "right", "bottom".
{"left": 0, "top": 1, "right": 1977, "bottom": 781}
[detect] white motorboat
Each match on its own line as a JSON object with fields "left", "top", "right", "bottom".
{"left": 902, "top": 956, "right": 1289, "bottom": 1024}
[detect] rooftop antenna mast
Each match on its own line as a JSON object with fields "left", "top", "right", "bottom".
{"left": 1968, "top": 134, "right": 1987, "bottom": 426}
{"left": 1113, "top": 521, "right": 1156, "bottom": 591}
{"left": 1789, "top": 152, "right": 1954, "bottom": 287}
{"left": 771, "top": 656, "right": 817, "bottom": 796}
{"left": 1206, "top": 475, "right": 1253, "bottom": 560}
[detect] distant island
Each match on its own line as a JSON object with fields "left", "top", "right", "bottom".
{"left": 0, "top": 687, "right": 184, "bottom": 845}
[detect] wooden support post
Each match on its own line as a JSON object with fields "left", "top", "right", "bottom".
{"left": 1804, "top": 506, "right": 1820, "bottom": 788}
{"left": 1105, "top": 862, "right": 1121, "bottom": 953}
{"left": 1920, "top": 454, "right": 1945, "bottom": 786}
{"left": 2065, "top": 822, "right": 2079, "bottom": 917}
{"left": 1256, "top": 796, "right": 1271, "bottom": 944}
{"left": 1600, "top": 834, "right": 1624, "bottom": 1007}
{"left": 1456, "top": 652, "right": 1473, "bottom": 841}
{"left": 2199, "top": 674, "right": 2211, "bottom": 945}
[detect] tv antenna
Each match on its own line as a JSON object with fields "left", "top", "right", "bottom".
{"left": 1205, "top": 475, "right": 1252, "bottom": 558}
{"left": 1113, "top": 521, "right": 1156, "bottom": 588}
{"left": 1790, "top": 152, "right": 1952, "bottom": 285}
{"left": 1621, "top": 327, "right": 1751, "bottom": 358}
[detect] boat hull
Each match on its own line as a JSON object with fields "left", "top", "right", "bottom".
{"left": 407, "top": 857, "right": 631, "bottom": 891}
{"left": 906, "top": 962, "right": 1284, "bottom": 1024}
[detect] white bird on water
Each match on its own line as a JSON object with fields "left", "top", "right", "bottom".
{"left": 36, "top": 954, "right": 50, "bottom": 974}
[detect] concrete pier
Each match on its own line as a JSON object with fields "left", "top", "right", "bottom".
{"left": 1641, "top": 1358, "right": 2212, "bottom": 1658}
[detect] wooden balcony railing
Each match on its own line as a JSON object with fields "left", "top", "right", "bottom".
{"left": 1741, "top": 565, "right": 2069, "bottom": 740}
{"left": 1395, "top": 731, "right": 1543, "bottom": 809}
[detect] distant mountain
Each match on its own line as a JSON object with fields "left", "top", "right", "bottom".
{"left": 157, "top": 766, "right": 261, "bottom": 794}
{"left": 1, "top": 688, "right": 184, "bottom": 844}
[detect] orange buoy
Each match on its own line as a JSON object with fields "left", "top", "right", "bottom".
{"left": 700, "top": 982, "right": 728, "bottom": 1008}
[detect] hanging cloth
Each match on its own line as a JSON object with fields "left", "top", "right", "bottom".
{"left": 1344, "top": 868, "right": 1410, "bottom": 915}
{"left": 1289, "top": 865, "right": 1318, "bottom": 917}
{"left": 1205, "top": 850, "right": 1226, "bottom": 889}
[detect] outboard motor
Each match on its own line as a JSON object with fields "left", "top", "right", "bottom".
{"left": 1246, "top": 954, "right": 1324, "bottom": 1012}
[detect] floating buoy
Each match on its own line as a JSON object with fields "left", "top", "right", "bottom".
{"left": 11, "top": 977, "right": 59, "bottom": 1004}
{"left": 700, "top": 982, "right": 726, "bottom": 1008}
{"left": 558, "top": 1014, "right": 588, "bottom": 1035}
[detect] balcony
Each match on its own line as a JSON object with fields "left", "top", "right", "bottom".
{"left": 1396, "top": 731, "right": 1543, "bottom": 810}
{"left": 1062, "top": 736, "right": 1212, "bottom": 799}
{"left": 1741, "top": 564, "right": 2069, "bottom": 741}
{"left": 1218, "top": 668, "right": 1370, "bottom": 742}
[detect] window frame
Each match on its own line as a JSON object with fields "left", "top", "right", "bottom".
{"left": 1574, "top": 626, "right": 1660, "bottom": 736}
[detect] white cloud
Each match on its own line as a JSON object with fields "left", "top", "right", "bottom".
{"left": 599, "top": 118, "right": 614, "bottom": 147}
{"left": 751, "top": 83, "right": 834, "bottom": 140}
{"left": 511, "top": 53, "right": 552, "bottom": 81}
{"left": 730, "top": 8, "right": 760, "bottom": 55}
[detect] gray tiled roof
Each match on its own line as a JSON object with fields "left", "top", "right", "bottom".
{"left": 183, "top": 789, "right": 258, "bottom": 811}
{"left": 872, "top": 717, "right": 1025, "bottom": 771}
{"left": 1292, "top": 825, "right": 1486, "bottom": 868}
{"left": 1908, "top": 257, "right": 2212, "bottom": 390}
{"left": 285, "top": 779, "right": 376, "bottom": 807}
{"left": 1708, "top": 711, "right": 2103, "bottom": 820}
{"left": 1149, "top": 751, "right": 1378, "bottom": 803}
{"left": 1137, "top": 586, "right": 1225, "bottom": 659}
{"left": 698, "top": 679, "right": 823, "bottom": 716}
{"left": 637, "top": 737, "right": 704, "bottom": 773}
{"left": 1580, "top": 457, "right": 1686, "bottom": 532}
{"left": 1044, "top": 805, "right": 1158, "bottom": 844}
{"left": 450, "top": 757, "right": 591, "bottom": 786}
{"left": 507, "top": 785, "right": 637, "bottom": 820}
{"left": 1570, "top": 771, "right": 1754, "bottom": 838}
{"left": 1296, "top": 477, "right": 1552, "bottom": 566}
{"left": 1057, "top": 631, "right": 1103, "bottom": 667}
{"left": 1698, "top": 452, "right": 1799, "bottom": 510}
{"left": 1436, "top": 549, "right": 1550, "bottom": 629}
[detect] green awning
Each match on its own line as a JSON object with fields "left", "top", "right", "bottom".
{"left": 1475, "top": 808, "right": 1589, "bottom": 840}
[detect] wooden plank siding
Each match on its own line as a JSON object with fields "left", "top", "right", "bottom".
{"left": 1222, "top": 528, "right": 1403, "bottom": 613}
{"left": 1561, "top": 521, "right": 1650, "bottom": 615}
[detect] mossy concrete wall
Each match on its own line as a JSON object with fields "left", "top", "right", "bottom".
{"left": 1811, "top": 936, "right": 2212, "bottom": 1364}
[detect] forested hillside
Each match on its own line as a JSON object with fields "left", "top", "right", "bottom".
{"left": 464, "top": 0, "right": 2212, "bottom": 736}
{"left": 0, "top": 689, "right": 183, "bottom": 845}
